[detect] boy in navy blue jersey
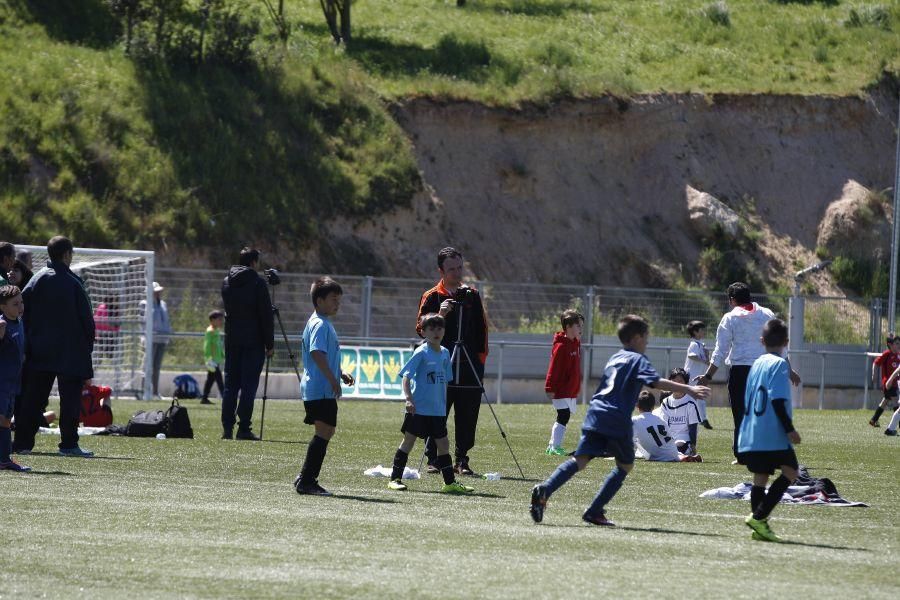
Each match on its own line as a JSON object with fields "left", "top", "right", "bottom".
{"left": 530, "top": 315, "right": 709, "bottom": 527}
{"left": 386, "top": 313, "right": 474, "bottom": 494}
{"left": 739, "top": 319, "right": 801, "bottom": 543}
{"left": 0, "top": 285, "right": 30, "bottom": 472}
{"left": 294, "top": 277, "right": 355, "bottom": 496}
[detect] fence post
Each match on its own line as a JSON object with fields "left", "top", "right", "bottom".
{"left": 869, "top": 298, "right": 883, "bottom": 352}
{"left": 818, "top": 353, "right": 825, "bottom": 410}
{"left": 496, "top": 342, "right": 504, "bottom": 405}
{"left": 582, "top": 286, "right": 595, "bottom": 405}
{"left": 360, "top": 276, "right": 373, "bottom": 338}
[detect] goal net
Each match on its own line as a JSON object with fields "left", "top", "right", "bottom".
{"left": 16, "top": 244, "right": 155, "bottom": 399}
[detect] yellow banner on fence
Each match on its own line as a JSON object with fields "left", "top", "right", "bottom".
{"left": 340, "top": 346, "right": 415, "bottom": 399}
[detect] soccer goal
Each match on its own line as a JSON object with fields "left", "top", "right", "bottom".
{"left": 16, "top": 244, "right": 155, "bottom": 399}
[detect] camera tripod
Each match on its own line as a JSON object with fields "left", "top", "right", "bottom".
{"left": 259, "top": 282, "right": 304, "bottom": 440}
{"left": 420, "top": 296, "right": 525, "bottom": 478}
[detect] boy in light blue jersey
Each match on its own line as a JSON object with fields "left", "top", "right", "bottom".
{"left": 739, "top": 319, "right": 802, "bottom": 543}
{"left": 530, "top": 315, "right": 709, "bottom": 527}
{"left": 294, "top": 277, "right": 355, "bottom": 497}
{"left": 387, "top": 314, "right": 473, "bottom": 494}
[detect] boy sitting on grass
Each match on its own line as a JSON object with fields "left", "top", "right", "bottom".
{"left": 632, "top": 391, "right": 701, "bottom": 462}
{"left": 0, "top": 285, "right": 30, "bottom": 472}
{"left": 739, "top": 318, "right": 802, "bottom": 543}
{"left": 530, "top": 315, "right": 709, "bottom": 527}
{"left": 543, "top": 309, "right": 583, "bottom": 456}
{"left": 654, "top": 367, "right": 702, "bottom": 456}
{"left": 387, "top": 313, "right": 474, "bottom": 494}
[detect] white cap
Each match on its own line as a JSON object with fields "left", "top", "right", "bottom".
{"left": 152, "top": 281, "right": 164, "bottom": 293}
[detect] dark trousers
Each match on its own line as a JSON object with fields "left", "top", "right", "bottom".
{"left": 425, "top": 385, "right": 482, "bottom": 464}
{"left": 727, "top": 365, "right": 752, "bottom": 458}
{"left": 203, "top": 367, "right": 224, "bottom": 399}
{"left": 222, "top": 344, "right": 265, "bottom": 432}
{"left": 14, "top": 369, "right": 83, "bottom": 451}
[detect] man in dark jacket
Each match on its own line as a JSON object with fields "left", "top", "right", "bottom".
{"left": 418, "top": 247, "right": 489, "bottom": 475}
{"left": 14, "top": 236, "right": 96, "bottom": 456}
{"left": 221, "top": 247, "right": 275, "bottom": 440}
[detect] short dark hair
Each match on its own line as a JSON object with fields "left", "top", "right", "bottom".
{"left": 726, "top": 282, "right": 752, "bottom": 304}
{"left": 617, "top": 314, "right": 649, "bottom": 344}
{"left": 209, "top": 310, "right": 225, "bottom": 320}
{"left": 419, "top": 312, "right": 445, "bottom": 331}
{"left": 637, "top": 390, "right": 656, "bottom": 412}
{"left": 311, "top": 277, "right": 343, "bottom": 308}
{"left": 0, "top": 242, "right": 14, "bottom": 262}
{"left": 668, "top": 367, "right": 688, "bottom": 383}
{"left": 560, "top": 309, "right": 584, "bottom": 329}
{"left": 239, "top": 247, "right": 260, "bottom": 267}
{"left": 15, "top": 249, "right": 31, "bottom": 262}
{"left": 47, "top": 236, "right": 74, "bottom": 262}
{"left": 0, "top": 285, "right": 22, "bottom": 305}
{"left": 887, "top": 332, "right": 899, "bottom": 346}
{"left": 437, "top": 247, "right": 462, "bottom": 270}
{"left": 762, "top": 318, "right": 788, "bottom": 348}
{"left": 686, "top": 320, "right": 705, "bottom": 337}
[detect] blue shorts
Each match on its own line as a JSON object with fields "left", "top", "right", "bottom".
{"left": 574, "top": 430, "right": 635, "bottom": 464}
{"left": 0, "top": 392, "right": 13, "bottom": 420}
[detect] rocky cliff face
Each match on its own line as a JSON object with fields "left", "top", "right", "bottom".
{"left": 310, "top": 86, "right": 897, "bottom": 288}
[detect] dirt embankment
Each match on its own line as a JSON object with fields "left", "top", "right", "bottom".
{"left": 308, "top": 85, "right": 898, "bottom": 289}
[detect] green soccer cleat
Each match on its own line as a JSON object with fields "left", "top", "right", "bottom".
{"left": 441, "top": 481, "right": 474, "bottom": 494}
{"left": 745, "top": 515, "right": 781, "bottom": 542}
{"left": 387, "top": 479, "right": 408, "bottom": 491}
{"left": 545, "top": 445, "right": 567, "bottom": 456}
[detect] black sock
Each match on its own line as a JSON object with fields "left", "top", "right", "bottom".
{"left": 750, "top": 485, "right": 765, "bottom": 514}
{"left": 0, "top": 427, "right": 10, "bottom": 463}
{"left": 437, "top": 453, "right": 455, "bottom": 485}
{"left": 391, "top": 448, "right": 409, "bottom": 481}
{"left": 753, "top": 475, "right": 791, "bottom": 520}
{"left": 872, "top": 407, "right": 885, "bottom": 422}
{"left": 300, "top": 435, "right": 329, "bottom": 485}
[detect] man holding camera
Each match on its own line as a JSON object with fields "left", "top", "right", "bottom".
{"left": 417, "top": 247, "right": 489, "bottom": 475}
{"left": 220, "top": 247, "right": 275, "bottom": 440}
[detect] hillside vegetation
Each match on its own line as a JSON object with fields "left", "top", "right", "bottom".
{"left": 0, "top": 0, "right": 898, "bottom": 263}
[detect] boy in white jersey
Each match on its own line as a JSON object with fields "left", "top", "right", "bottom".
{"left": 632, "top": 391, "right": 701, "bottom": 462}
{"left": 386, "top": 314, "right": 474, "bottom": 494}
{"left": 655, "top": 368, "right": 702, "bottom": 455}
{"left": 684, "top": 320, "right": 712, "bottom": 429}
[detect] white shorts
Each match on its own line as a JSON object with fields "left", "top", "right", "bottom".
{"left": 551, "top": 398, "right": 577, "bottom": 413}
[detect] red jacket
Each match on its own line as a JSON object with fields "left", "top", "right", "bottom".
{"left": 544, "top": 332, "right": 581, "bottom": 399}
{"left": 81, "top": 384, "right": 113, "bottom": 427}
{"left": 874, "top": 350, "right": 900, "bottom": 387}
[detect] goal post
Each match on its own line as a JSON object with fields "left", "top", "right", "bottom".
{"left": 15, "top": 244, "right": 155, "bottom": 399}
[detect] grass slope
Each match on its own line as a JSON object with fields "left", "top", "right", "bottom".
{"left": 2, "top": 400, "right": 896, "bottom": 598}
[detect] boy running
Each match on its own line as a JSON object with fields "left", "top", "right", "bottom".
{"left": 386, "top": 313, "right": 474, "bottom": 494}
{"left": 530, "top": 315, "right": 709, "bottom": 527}
{"left": 739, "top": 319, "right": 801, "bottom": 543}
{"left": 869, "top": 334, "right": 900, "bottom": 427}
{"left": 543, "top": 309, "right": 583, "bottom": 456}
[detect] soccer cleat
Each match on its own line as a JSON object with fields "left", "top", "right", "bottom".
{"left": 681, "top": 454, "right": 703, "bottom": 463}
{"left": 425, "top": 463, "right": 440, "bottom": 474}
{"left": 58, "top": 446, "right": 94, "bottom": 458}
{"left": 885, "top": 429, "right": 898, "bottom": 436}
{"left": 751, "top": 531, "right": 765, "bottom": 541}
{"left": 235, "top": 430, "right": 260, "bottom": 441}
{"left": 529, "top": 485, "right": 547, "bottom": 523}
{"left": 454, "top": 461, "right": 475, "bottom": 476}
{"left": 387, "top": 479, "right": 408, "bottom": 491}
{"left": 701, "top": 419, "right": 713, "bottom": 430}
{"left": 744, "top": 515, "right": 781, "bottom": 542}
{"left": 0, "top": 459, "right": 32, "bottom": 472}
{"left": 295, "top": 479, "right": 332, "bottom": 496}
{"left": 582, "top": 512, "right": 616, "bottom": 527}
{"left": 199, "top": 398, "right": 213, "bottom": 405}
{"left": 441, "top": 481, "right": 474, "bottom": 494}
{"left": 868, "top": 419, "right": 879, "bottom": 428}
{"left": 545, "top": 445, "right": 567, "bottom": 456}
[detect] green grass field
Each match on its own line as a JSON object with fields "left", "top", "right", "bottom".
{"left": 2, "top": 400, "right": 896, "bottom": 598}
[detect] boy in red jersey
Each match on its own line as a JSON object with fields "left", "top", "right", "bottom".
{"left": 869, "top": 333, "right": 900, "bottom": 427}
{"left": 543, "top": 309, "right": 583, "bottom": 455}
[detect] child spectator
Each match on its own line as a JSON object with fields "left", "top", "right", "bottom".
{"left": 201, "top": 310, "right": 225, "bottom": 405}
{"left": 543, "top": 309, "right": 583, "bottom": 456}
{"left": 739, "top": 319, "right": 802, "bottom": 543}
{"left": 80, "top": 384, "right": 113, "bottom": 428}
{"left": 880, "top": 364, "right": 900, "bottom": 436}
{"left": 8, "top": 259, "right": 33, "bottom": 289}
{"left": 869, "top": 333, "right": 900, "bottom": 427}
{"left": 632, "top": 391, "right": 701, "bottom": 462}
{"left": 654, "top": 368, "right": 702, "bottom": 456}
{"left": 93, "top": 296, "right": 120, "bottom": 366}
{"left": 386, "top": 313, "right": 474, "bottom": 494}
{"left": 684, "top": 320, "right": 712, "bottom": 429}
{"left": 530, "top": 315, "right": 709, "bottom": 527}
{"left": 0, "top": 285, "right": 30, "bottom": 471}
{"left": 295, "top": 277, "right": 355, "bottom": 496}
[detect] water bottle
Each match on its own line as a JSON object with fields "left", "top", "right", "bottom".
{"left": 156, "top": 433, "right": 166, "bottom": 440}
{"left": 483, "top": 472, "right": 501, "bottom": 481}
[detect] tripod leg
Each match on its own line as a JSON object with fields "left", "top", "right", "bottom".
{"left": 260, "top": 355, "right": 270, "bottom": 440}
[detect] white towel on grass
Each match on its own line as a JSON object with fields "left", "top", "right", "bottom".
{"left": 364, "top": 465, "right": 421, "bottom": 480}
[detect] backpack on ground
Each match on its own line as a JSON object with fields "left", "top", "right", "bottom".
{"left": 173, "top": 374, "right": 200, "bottom": 399}
{"left": 125, "top": 409, "right": 167, "bottom": 437}
{"left": 165, "top": 399, "right": 193, "bottom": 438}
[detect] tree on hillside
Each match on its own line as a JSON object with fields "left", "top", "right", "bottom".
{"left": 260, "top": 0, "right": 290, "bottom": 45}
{"left": 320, "top": 0, "right": 350, "bottom": 45}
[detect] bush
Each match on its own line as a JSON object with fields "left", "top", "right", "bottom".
{"left": 845, "top": 5, "right": 891, "bottom": 29}
{"left": 701, "top": 1, "right": 732, "bottom": 27}
{"left": 831, "top": 255, "right": 889, "bottom": 298}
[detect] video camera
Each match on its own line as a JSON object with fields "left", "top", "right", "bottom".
{"left": 264, "top": 268, "right": 281, "bottom": 286}
{"left": 448, "top": 285, "right": 475, "bottom": 307}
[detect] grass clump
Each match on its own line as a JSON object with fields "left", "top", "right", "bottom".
{"left": 701, "top": 1, "right": 732, "bottom": 27}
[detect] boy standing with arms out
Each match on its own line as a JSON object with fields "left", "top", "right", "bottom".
{"left": 739, "top": 319, "right": 801, "bottom": 543}
{"left": 684, "top": 320, "right": 712, "bottom": 429}
{"left": 530, "top": 315, "right": 709, "bottom": 527}
{"left": 869, "top": 334, "right": 900, "bottom": 427}
{"left": 201, "top": 310, "right": 225, "bottom": 405}
{"left": 0, "top": 286, "right": 30, "bottom": 471}
{"left": 544, "top": 309, "right": 583, "bottom": 455}
{"left": 386, "top": 314, "right": 474, "bottom": 494}
{"left": 295, "top": 277, "right": 355, "bottom": 496}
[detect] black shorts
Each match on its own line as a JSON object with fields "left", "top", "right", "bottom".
{"left": 401, "top": 413, "right": 448, "bottom": 440}
{"left": 303, "top": 399, "right": 338, "bottom": 427}
{"left": 738, "top": 448, "right": 799, "bottom": 475}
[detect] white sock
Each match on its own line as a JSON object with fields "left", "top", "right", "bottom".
{"left": 888, "top": 407, "right": 900, "bottom": 432}
{"left": 550, "top": 423, "right": 566, "bottom": 448}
